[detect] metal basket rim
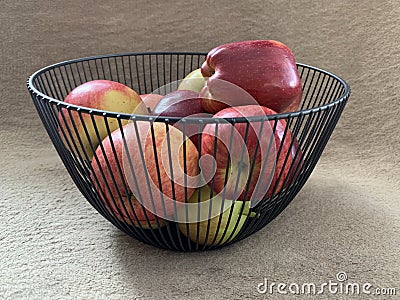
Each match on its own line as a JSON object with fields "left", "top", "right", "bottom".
{"left": 27, "top": 51, "right": 351, "bottom": 123}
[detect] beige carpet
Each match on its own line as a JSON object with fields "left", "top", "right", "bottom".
{"left": 1, "top": 0, "right": 399, "bottom": 299}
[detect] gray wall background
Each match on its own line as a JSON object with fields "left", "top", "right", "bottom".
{"left": 1, "top": 1, "right": 399, "bottom": 299}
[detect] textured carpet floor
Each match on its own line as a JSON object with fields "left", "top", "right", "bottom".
{"left": 1, "top": 0, "right": 399, "bottom": 299}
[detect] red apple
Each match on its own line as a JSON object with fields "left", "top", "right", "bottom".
{"left": 140, "top": 93, "right": 163, "bottom": 112}
{"left": 284, "top": 138, "right": 303, "bottom": 188}
{"left": 200, "top": 40, "right": 302, "bottom": 114}
{"left": 152, "top": 90, "right": 212, "bottom": 147}
{"left": 58, "top": 80, "right": 147, "bottom": 160}
{"left": 91, "top": 122, "right": 199, "bottom": 228}
{"left": 201, "top": 105, "right": 295, "bottom": 203}
{"left": 91, "top": 125, "right": 162, "bottom": 228}
{"left": 153, "top": 90, "right": 206, "bottom": 117}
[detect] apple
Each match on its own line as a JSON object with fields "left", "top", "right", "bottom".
{"left": 58, "top": 80, "right": 147, "bottom": 160}
{"left": 140, "top": 93, "right": 163, "bottom": 113}
{"left": 152, "top": 90, "right": 205, "bottom": 118}
{"left": 178, "top": 68, "right": 206, "bottom": 93}
{"left": 91, "top": 121, "right": 199, "bottom": 228}
{"left": 200, "top": 40, "right": 302, "bottom": 114}
{"left": 201, "top": 105, "right": 295, "bottom": 203}
{"left": 200, "top": 77, "right": 259, "bottom": 114}
{"left": 178, "top": 185, "right": 252, "bottom": 246}
{"left": 91, "top": 124, "right": 164, "bottom": 229}
{"left": 152, "top": 90, "right": 212, "bottom": 147}
{"left": 284, "top": 138, "right": 303, "bottom": 189}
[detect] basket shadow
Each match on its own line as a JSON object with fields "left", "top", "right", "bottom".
{"left": 109, "top": 175, "right": 360, "bottom": 298}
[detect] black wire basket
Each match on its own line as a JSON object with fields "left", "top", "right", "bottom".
{"left": 27, "top": 52, "right": 350, "bottom": 251}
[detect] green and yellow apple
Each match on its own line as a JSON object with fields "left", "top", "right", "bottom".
{"left": 178, "top": 185, "right": 252, "bottom": 246}
{"left": 178, "top": 68, "right": 206, "bottom": 93}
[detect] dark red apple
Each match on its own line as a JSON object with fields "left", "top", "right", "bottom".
{"left": 201, "top": 105, "right": 295, "bottom": 203}
{"left": 153, "top": 90, "right": 206, "bottom": 117}
{"left": 200, "top": 40, "right": 302, "bottom": 114}
{"left": 152, "top": 90, "right": 212, "bottom": 147}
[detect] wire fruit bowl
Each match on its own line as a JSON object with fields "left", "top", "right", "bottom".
{"left": 27, "top": 52, "right": 350, "bottom": 251}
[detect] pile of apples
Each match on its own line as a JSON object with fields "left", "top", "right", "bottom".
{"left": 58, "top": 40, "right": 304, "bottom": 246}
